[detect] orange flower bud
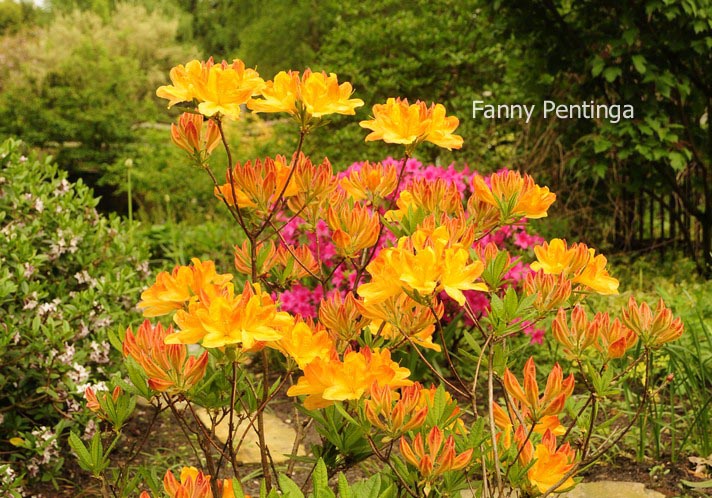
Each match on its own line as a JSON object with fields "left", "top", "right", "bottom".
{"left": 339, "top": 161, "right": 398, "bottom": 203}
{"left": 471, "top": 170, "right": 556, "bottom": 220}
{"left": 171, "top": 112, "right": 221, "bottom": 158}
{"left": 523, "top": 270, "right": 572, "bottom": 312}
{"left": 552, "top": 306, "right": 598, "bottom": 358}
{"left": 504, "top": 357, "right": 574, "bottom": 421}
{"left": 319, "top": 292, "right": 369, "bottom": 342}
{"left": 400, "top": 427, "right": 472, "bottom": 481}
{"left": 365, "top": 382, "right": 428, "bottom": 438}
{"left": 326, "top": 196, "right": 381, "bottom": 258}
{"left": 358, "top": 295, "right": 443, "bottom": 351}
{"left": 622, "top": 296, "right": 683, "bottom": 349}
{"left": 123, "top": 320, "right": 208, "bottom": 394}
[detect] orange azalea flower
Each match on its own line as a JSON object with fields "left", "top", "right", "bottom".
{"left": 326, "top": 196, "right": 381, "bottom": 258}
{"left": 139, "top": 467, "right": 242, "bottom": 498}
{"left": 516, "top": 429, "right": 577, "bottom": 494}
{"left": 274, "top": 319, "right": 335, "bottom": 369}
{"left": 170, "top": 282, "right": 292, "bottom": 349}
{"left": 359, "top": 294, "right": 443, "bottom": 351}
{"left": 123, "top": 320, "right": 208, "bottom": 393}
{"left": 157, "top": 58, "right": 264, "bottom": 120}
{"left": 400, "top": 427, "right": 472, "bottom": 480}
{"left": 471, "top": 170, "right": 556, "bottom": 220}
{"left": 339, "top": 161, "right": 398, "bottom": 203}
{"left": 248, "top": 69, "right": 364, "bottom": 122}
{"left": 318, "top": 292, "right": 369, "bottom": 342}
{"left": 531, "top": 239, "right": 619, "bottom": 295}
{"left": 503, "top": 357, "right": 574, "bottom": 421}
{"left": 622, "top": 296, "right": 683, "bottom": 349}
{"left": 138, "top": 258, "right": 233, "bottom": 317}
{"left": 360, "top": 98, "right": 463, "bottom": 151}
{"left": 365, "top": 382, "right": 428, "bottom": 438}
{"left": 287, "top": 347, "right": 411, "bottom": 409}
{"left": 171, "top": 112, "right": 221, "bottom": 158}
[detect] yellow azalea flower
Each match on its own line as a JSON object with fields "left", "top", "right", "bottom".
{"left": 274, "top": 320, "right": 335, "bottom": 369}
{"left": 247, "top": 70, "right": 299, "bottom": 114}
{"left": 573, "top": 249, "right": 619, "bottom": 295}
{"left": 360, "top": 98, "right": 463, "bottom": 151}
{"left": 301, "top": 69, "right": 364, "bottom": 117}
{"left": 156, "top": 59, "right": 264, "bottom": 120}
{"left": 193, "top": 59, "right": 265, "bottom": 119}
{"left": 156, "top": 60, "right": 203, "bottom": 107}
{"left": 531, "top": 239, "right": 619, "bottom": 295}
{"left": 358, "top": 226, "right": 487, "bottom": 306}
{"left": 287, "top": 347, "right": 411, "bottom": 409}
{"left": 138, "top": 258, "right": 233, "bottom": 317}
{"left": 248, "top": 69, "right": 363, "bottom": 121}
{"left": 356, "top": 247, "right": 406, "bottom": 303}
{"left": 441, "top": 247, "right": 487, "bottom": 306}
{"left": 169, "top": 283, "right": 292, "bottom": 349}
{"left": 522, "top": 430, "right": 577, "bottom": 493}
{"left": 471, "top": 170, "right": 556, "bottom": 220}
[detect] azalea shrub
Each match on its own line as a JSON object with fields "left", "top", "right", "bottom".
{"left": 73, "top": 59, "right": 685, "bottom": 498}
{"left": 0, "top": 138, "right": 151, "bottom": 495}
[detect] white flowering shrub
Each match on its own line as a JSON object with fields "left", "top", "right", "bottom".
{"left": 0, "top": 138, "right": 150, "bottom": 490}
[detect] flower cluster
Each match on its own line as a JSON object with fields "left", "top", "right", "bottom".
{"left": 286, "top": 347, "right": 411, "bottom": 409}
{"left": 495, "top": 357, "right": 577, "bottom": 493}
{"left": 360, "top": 98, "right": 464, "bottom": 151}
{"left": 531, "top": 238, "right": 619, "bottom": 295}
{"left": 156, "top": 58, "right": 265, "bottom": 119}
{"left": 139, "top": 467, "right": 242, "bottom": 498}
{"left": 249, "top": 69, "right": 364, "bottom": 125}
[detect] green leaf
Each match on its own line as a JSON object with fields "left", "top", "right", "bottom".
{"left": 90, "top": 431, "right": 104, "bottom": 472}
{"left": 277, "top": 474, "right": 305, "bottom": 498}
{"left": 591, "top": 55, "right": 605, "bottom": 77}
{"left": 681, "top": 479, "right": 712, "bottom": 489}
{"left": 337, "top": 473, "right": 353, "bottom": 498}
{"left": 631, "top": 54, "right": 647, "bottom": 74}
{"left": 602, "top": 66, "right": 622, "bottom": 82}
{"left": 312, "top": 459, "right": 331, "bottom": 497}
{"left": 68, "top": 432, "right": 93, "bottom": 471}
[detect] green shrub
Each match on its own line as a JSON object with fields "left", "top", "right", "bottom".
{"left": 0, "top": 138, "right": 150, "bottom": 490}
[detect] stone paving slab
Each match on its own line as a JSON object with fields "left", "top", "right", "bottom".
{"left": 194, "top": 407, "right": 304, "bottom": 464}
{"left": 460, "top": 481, "right": 665, "bottom": 498}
